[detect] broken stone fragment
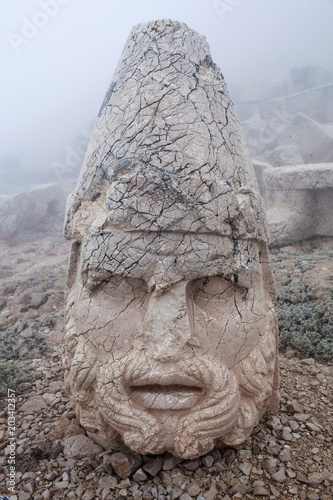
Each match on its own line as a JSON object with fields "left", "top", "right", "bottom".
{"left": 109, "top": 451, "right": 142, "bottom": 479}
{"left": 62, "top": 435, "right": 102, "bottom": 460}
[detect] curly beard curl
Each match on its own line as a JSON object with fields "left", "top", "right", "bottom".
{"left": 93, "top": 352, "right": 243, "bottom": 457}
{"left": 64, "top": 336, "right": 276, "bottom": 457}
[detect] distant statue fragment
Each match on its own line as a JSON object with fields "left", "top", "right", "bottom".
{"left": 63, "top": 19, "right": 279, "bottom": 459}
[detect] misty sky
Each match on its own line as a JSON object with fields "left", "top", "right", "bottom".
{"left": 1, "top": 0, "right": 333, "bottom": 174}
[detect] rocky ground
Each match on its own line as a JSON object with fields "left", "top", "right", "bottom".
{"left": 0, "top": 231, "right": 332, "bottom": 500}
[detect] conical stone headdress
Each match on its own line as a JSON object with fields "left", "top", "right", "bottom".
{"left": 65, "top": 19, "right": 267, "bottom": 244}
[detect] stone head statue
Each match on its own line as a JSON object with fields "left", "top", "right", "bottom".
{"left": 63, "top": 19, "right": 279, "bottom": 459}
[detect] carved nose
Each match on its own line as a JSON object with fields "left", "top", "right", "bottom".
{"left": 141, "top": 280, "right": 196, "bottom": 361}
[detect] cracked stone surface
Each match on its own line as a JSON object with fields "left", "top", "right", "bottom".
{"left": 261, "top": 162, "right": 333, "bottom": 247}
{"left": 63, "top": 19, "right": 279, "bottom": 458}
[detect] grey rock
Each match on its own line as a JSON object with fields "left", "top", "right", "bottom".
{"left": 305, "top": 422, "right": 322, "bottom": 432}
{"left": 253, "top": 485, "right": 269, "bottom": 496}
{"left": 183, "top": 459, "right": 201, "bottom": 471}
{"left": 54, "top": 481, "right": 69, "bottom": 489}
{"left": 281, "top": 428, "right": 293, "bottom": 441}
{"left": 0, "top": 183, "right": 65, "bottom": 238}
{"left": 98, "top": 475, "right": 118, "bottom": 489}
{"left": 19, "top": 493, "right": 32, "bottom": 500}
{"left": 110, "top": 451, "right": 142, "bottom": 479}
{"left": 22, "top": 472, "right": 37, "bottom": 480}
{"left": 270, "top": 484, "right": 280, "bottom": 497}
{"left": 49, "top": 439, "right": 64, "bottom": 459}
{"left": 238, "top": 449, "right": 252, "bottom": 461}
{"left": 294, "top": 413, "right": 310, "bottom": 422}
{"left": 62, "top": 472, "right": 69, "bottom": 482}
{"left": 23, "top": 482, "right": 34, "bottom": 493}
{"left": 82, "top": 492, "right": 96, "bottom": 500}
{"left": 288, "top": 420, "right": 299, "bottom": 432}
{"left": 280, "top": 113, "right": 333, "bottom": 163}
{"left": 29, "top": 293, "right": 49, "bottom": 309}
{"left": 118, "top": 479, "right": 131, "bottom": 490}
{"left": 308, "top": 472, "right": 323, "bottom": 484}
{"left": 45, "top": 471, "right": 57, "bottom": 481}
{"left": 179, "top": 494, "right": 193, "bottom": 500}
{"left": 279, "top": 448, "right": 292, "bottom": 462}
{"left": 62, "top": 435, "right": 103, "bottom": 460}
{"left": 308, "top": 494, "right": 320, "bottom": 500}
{"left": 186, "top": 480, "right": 201, "bottom": 497}
{"left": 19, "top": 395, "right": 48, "bottom": 413}
{"left": 75, "top": 485, "right": 84, "bottom": 499}
{"left": 296, "top": 471, "right": 310, "bottom": 484}
{"left": 271, "top": 468, "right": 287, "bottom": 483}
{"left": 286, "top": 401, "right": 303, "bottom": 414}
{"left": 262, "top": 163, "right": 333, "bottom": 246}
{"left": 132, "top": 468, "right": 148, "bottom": 482}
{"left": 203, "top": 481, "right": 218, "bottom": 500}
{"left": 133, "top": 492, "right": 143, "bottom": 500}
{"left": 229, "top": 483, "right": 252, "bottom": 495}
{"left": 151, "top": 487, "right": 158, "bottom": 497}
{"left": 239, "top": 462, "right": 252, "bottom": 476}
{"left": 170, "top": 487, "right": 184, "bottom": 500}
{"left": 163, "top": 455, "right": 183, "bottom": 471}
{"left": 267, "top": 416, "right": 283, "bottom": 431}
{"left": 301, "top": 358, "right": 315, "bottom": 365}
{"left": 118, "top": 489, "right": 128, "bottom": 498}
{"left": 143, "top": 456, "right": 164, "bottom": 476}
{"left": 215, "top": 459, "right": 227, "bottom": 472}
{"left": 261, "top": 459, "right": 276, "bottom": 475}
{"left": 266, "top": 444, "right": 281, "bottom": 455}
{"left": 201, "top": 454, "right": 215, "bottom": 468}
{"left": 287, "top": 468, "right": 296, "bottom": 478}
{"left": 263, "top": 145, "right": 304, "bottom": 167}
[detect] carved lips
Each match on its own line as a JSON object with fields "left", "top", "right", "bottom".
{"left": 126, "top": 372, "right": 205, "bottom": 410}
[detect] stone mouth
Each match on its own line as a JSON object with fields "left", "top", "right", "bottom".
{"left": 127, "top": 374, "right": 205, "bottom": 410}
{"left": 128, "top": 384, "right": 204, "bottom": 410}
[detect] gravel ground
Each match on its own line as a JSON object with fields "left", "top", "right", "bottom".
{"left": 0, "top": 234, "right": 332, "bottom": 500}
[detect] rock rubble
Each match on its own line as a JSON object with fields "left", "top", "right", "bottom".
{"left": 0, "top": 226, "right": 332, "bottom": 500}
{"left": 1, "top": 349, "right": 332, "bottom": 499}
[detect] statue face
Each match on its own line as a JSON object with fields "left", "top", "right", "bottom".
{"left": 62, "top": 18, "right": 278, "bottom": 459}
{"left": 64, "top": 231, "right": 277, "bottom": 458}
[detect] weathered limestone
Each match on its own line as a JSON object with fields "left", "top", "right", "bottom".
{"left": 263, "top": 145, "right": 304, "bottom": 167}
{"left": 260, "top": 163, "right": 333, "bottom": 247}
{"left": 279, "top": 113, "right": 333, "bottom": 164}
{"left": 241, "top": 83, "right": 333, "bottom": 160}
{"left": 0, "top": 183, "right": 65, "bottom": 238}
{"left": 259, "top": 82, "right": 333, "bottom": 124}
{"left": 63, "top": 19, "right": 279, "bottom": 458}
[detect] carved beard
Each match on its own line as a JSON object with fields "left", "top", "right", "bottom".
{"left": 64, "top": 339, "right": 275, "bottom": 459}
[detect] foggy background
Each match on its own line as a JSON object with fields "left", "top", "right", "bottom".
{"left": 1, "top": 0, "right": 333, "bottom": 183}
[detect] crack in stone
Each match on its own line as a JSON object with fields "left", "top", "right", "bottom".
{"left": 63, "top": 19, "right": 279, "bottom": 459}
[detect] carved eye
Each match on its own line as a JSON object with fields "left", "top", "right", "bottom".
{"left": 93, "top": 276, "right": 148, "bottom": 303}
{"left": 191, "top": 276, "right": 248, "bottom": 301}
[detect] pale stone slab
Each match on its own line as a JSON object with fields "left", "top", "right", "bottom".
{"left": 261, "top": 162, "right": 333, "bottom": 246}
